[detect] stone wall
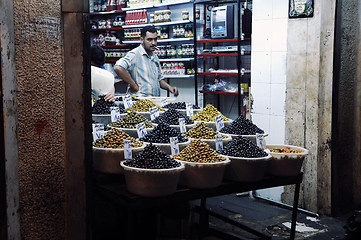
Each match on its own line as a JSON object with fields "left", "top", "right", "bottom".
{"left": 283, "top": 0, "right": 335, "bottom": 214}
{"left": 13, "top": 1, "right": 66, "bottom": 239}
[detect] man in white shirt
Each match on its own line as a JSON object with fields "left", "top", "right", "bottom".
{"left": 91, "top": 45, "right": 115, "bottom": 102}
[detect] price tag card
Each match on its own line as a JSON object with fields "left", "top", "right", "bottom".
{"left": 215, "top": 134, "right": 223, "bottom": 151}
{"left": 93, "top": 130, "right": 105, "bottom": 141}
{"left": 92, "top": 123, "right": 104, "bottom": 133}
{"left": 186, "top": 102, "right": 194, "bottom": 117}
{"left": 170, "top": 137, "right": 180, "bottom": 156}
{"left": 149, "top": 106, "right": 159, "bottom": 121}
{"left": 123, "top": 139, "right": 132, "bottom": 159}
{"left": 161, "top": 97, "right": 168, "bottom": 107}
{"left": 92, "top": 123, "right": 105, "bottom": 141}
{"left": 136, "top": 122, "right": 147, "bottom": 138}
{"left": 256, "top": 133, "right": 266, "bottom": 150}
{"left": 178, "top": 118, "right": 186, "bottom": 133}
{"left": 123, "top": 94, "right": 133, "bottom": 109}
{"left": 215, "top": 114, "right": 224, "bottom": 131}
{"left": 110, "top": 106, "right": 121, "bottom": 122}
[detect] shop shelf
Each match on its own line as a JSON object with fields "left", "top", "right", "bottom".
{"left": 124, "top": 0, "right": 193, "bottom": 11}
{"left": 159, "top": 58, "right": 194, "bottom": 62}
{"left": 199, "top": 90, "right": 238, "bottom": 95}
{"left": 163, "top": 75, "right": 194, "bottom": 78}
{"left": 122, "top": 20, "right": 193, "bottom": 29}
{"left": 196, "top": 38, "right": 251, "bottom": 43}
{"left": 122, "top": 38, "right": 193, "bottom": 44}
{"left": 198, "top": 52, "right": 251, "bottom": 57}
{"left": 90, "top": 27, "right": 124, "bottom": 32}
{"left": 102, "top": 44, "right": 132, "bottom": 49}
{"left": 90, "top": 10, "right": 124, "bottom": 16}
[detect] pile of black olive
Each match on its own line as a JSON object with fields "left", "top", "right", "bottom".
{"left": 92, "top": 97, "right": 127, "bottom": 114}
{"left": 163, "top": 102, "right": 200, "bottom": 110}
{"left": 151, "top": 109, "right": 194, "bottom": 125}
{"left": 217, "top": 136, "right": 268, "bottom": 158}
{"left": 219, "top": 115, "right": 264, "bottom": 135}
{"left": 139, "top": 122, "right": 188, "bottom": 143}
{"left": 123, "top": 144, "right": 181, "bottom": 169}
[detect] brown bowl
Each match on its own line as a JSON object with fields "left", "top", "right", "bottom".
{"left": 120, "top": 162, "right": 185, "bottom": 197}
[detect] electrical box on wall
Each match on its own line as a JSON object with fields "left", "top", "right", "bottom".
{"left": 210, "top": 5, "right": 234, "bottom": 39}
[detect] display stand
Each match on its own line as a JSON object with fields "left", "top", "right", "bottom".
{"left": 94, "top": 173, "right": 302, "bottom": 240}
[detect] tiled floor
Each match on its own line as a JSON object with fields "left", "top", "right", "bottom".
{"left": 93, "top": 192, "right": 354, "bottom": 240}
{"left": 191, "top": 194, "right": 348, "bottom": 240}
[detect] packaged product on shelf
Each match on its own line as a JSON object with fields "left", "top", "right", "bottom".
{"left": 116, "top": 0, "right": 126, "bottom": 9}
{"left": 106, "top": 0, "right": 117, "bottom": 11}
{"left": 150, "top": 14, "right": 155, "bottom": 23}
{"left": 182, "top": 10, "right": 189, "bottom": 21}
{"left": 177, "top": 45, "right": 183, "bottom": 58}
{"left": 165, "top": 9, "right": 171, "bottom": 22}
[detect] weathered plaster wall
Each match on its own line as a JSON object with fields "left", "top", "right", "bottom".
{"left": 13, "top": 1, "right": 66, "bottom": 238}
{"left": 283, "top": 0, "right": 335, "bottom": 214}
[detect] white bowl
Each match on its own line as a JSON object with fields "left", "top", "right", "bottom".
{"left": 197, "top": 120, "right": 233, "bottom": 131}
{"left": 175, "top": 158, "right": 231, "bottom": 189}
{"left": 168, "top": 122, "right": 197, "bottom": 132}
{"left": 134, "top": 110, "right": 165, "bottom": 120}
{"left": 120, "top": 161, "right": 185, "bottom": 197}
{"left": 227, "top": 133, "right": 269, "bottom": 144}
{"left": 175, "top": 108, "right": 202, "bottom": 116}
{"left": 223, "top": 154, "right": 272, "bottom": 182}
{"left": 108, "top": 126, "right": 155, "bottom": 138}
{"left": 188, "top": 134, "right": 232, "bottom": 150}
{"left": 92, "top": 143, "right": 146, "bottom": 174}
{"left": 92, "top": 113, "right": 127, "bottom": 126}
{"left": 265, "top": 144, "right": 309, "bottom": 176}
{"left": 92, "top": 114, "right": 111, "bottom": 125}
{"left": 143, "top": 139, "right": 191, "bottom": 155}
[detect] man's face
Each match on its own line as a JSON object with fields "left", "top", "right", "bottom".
{"left": 141, "top": 31, "right": 158, "bottom": 53}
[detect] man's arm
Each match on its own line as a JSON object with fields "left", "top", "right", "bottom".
{"left": 114, "top": 65, "right": 139, "bottom": 93}
{"left": 159, "top": 79, "right": 179, "bottom": 96}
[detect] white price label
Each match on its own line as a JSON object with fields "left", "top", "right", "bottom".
{"left": 215, "top": 134, "right": 223, "bottom": 151}
{"left": 178, "top": 118, "right": 187, "bottom": 133}
{"left": 136, "top": 122, "right": 147, "bottom": 138}
{"left": 161, "top": 97, "right": 168, "bottom": 107}
{"left": 149, "top": 106, "right": 159, "bottom": 121}
{"left": 170, "top": 137, "right": 180, "bottom": 156}
{"left": 92, "top": 123, "right": 105, "bottom": 141}
{"left": 110, "top": 106, "right": 121, "bottom": 122}
{"left": 186, "top": 102, "right": 194, "bottom": 117}
{"left": 92, "top": 123, "right": 104, "bottom": 133}
{"left": 93, "top": 130, "right": 105, "bottom": 141}
{"left": 123, "top": 94, "right": 133, "bottom": 109}
{"left": 215, "top": 114, "right": 224, "bottom": 131}
{"left": 123, "top": 139, "right": 132, "bottom": 159}
{"left": 256, "top": 133, "right": 266, "bottom": 150}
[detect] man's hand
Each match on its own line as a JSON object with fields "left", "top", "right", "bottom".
{"left": 169, "top": 86, "right": 179, "bottom": 96}
{"left": 129, "top": 83, "right": 139, "bottom": 93}
{"left": 104, "top": 86, "right": 115, "bottom": 102}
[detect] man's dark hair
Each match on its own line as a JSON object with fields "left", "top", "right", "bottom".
{"left": 141, "top": 25, "right": 158, "bottom": 38}
{"left": 90, "top": 45, "right": 105, "bottom": 67}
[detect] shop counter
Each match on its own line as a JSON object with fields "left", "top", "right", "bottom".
{"left": 93, "top": 173, "right": 303, "bottom": 240}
